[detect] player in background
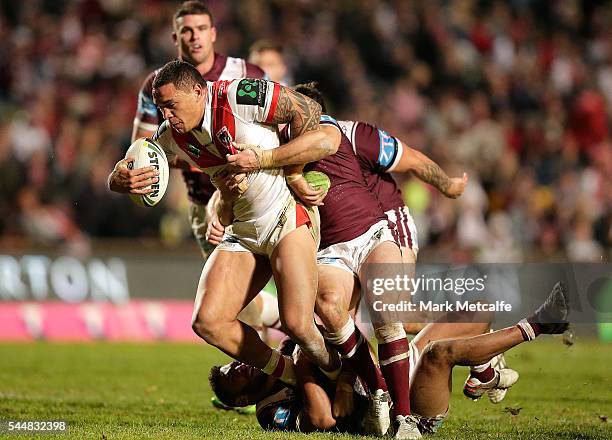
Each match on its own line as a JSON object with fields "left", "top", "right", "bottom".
{"left": 208, "top": 281, "right": 569, "bottom": 436}
{"left": 293, "top": 83, "right": 512, "bottom": 404}
{"left": 129, "top": 60, "right": 346, "bottom": 406}
{"left": 248, "top": 40, "right": 291, "bottom": 85}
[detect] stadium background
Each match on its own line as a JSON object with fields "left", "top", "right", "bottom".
{"left": 0, "top": 1, "right": 610, "bottom": 439}
{"left": 0, "top": 0, "right": 610, "bottom": 337}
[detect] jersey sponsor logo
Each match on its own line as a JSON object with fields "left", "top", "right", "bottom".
{"left": 272, "top": 407, "right": 291, "bottom": 429}
{"left": 186, "top": 143, "right": 202, "bottom": 158}
{"left": 236, "top": 79, "right": 267, "bottom": 106}
{"left": 377, "top": 129, "right": 397, "bottom": 169}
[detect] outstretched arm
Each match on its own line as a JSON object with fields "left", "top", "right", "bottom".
{"left": 394, "top": 146, "right": 468, "bottom": 199}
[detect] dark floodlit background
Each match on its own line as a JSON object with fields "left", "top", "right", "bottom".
{"left": 0, "top": 0, "right": 612, "bottom": 340}
{"left": 0, "top": 0, "right": 610, "bottom": 263}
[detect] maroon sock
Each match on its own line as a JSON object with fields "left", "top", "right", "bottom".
{"left": 379, "top": 338, "right": 411, "bottom": 417}
{"left": 470, "top": 365, "right": 495, "bottom": 382}
{"left": 334, "top": 327, "right": 387, "bottom": 393}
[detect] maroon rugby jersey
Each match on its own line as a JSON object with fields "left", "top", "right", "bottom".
{"left": 282, "top": 116, "right": 387, "bottom": 249}
{"left": 337, "top": 121, "right": 405, "bottom": 212}
{"left": 134, "top": 53, "right": 265, "bottom": 204}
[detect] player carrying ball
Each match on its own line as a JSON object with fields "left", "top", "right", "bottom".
{"left": 128, "top": 59, "right": 345, "bottom": 392}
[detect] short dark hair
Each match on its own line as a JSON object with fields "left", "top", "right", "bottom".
{"left": 293, "top": 82, "right": 327, "bottom": 113}
{"left": 209, "top": 365, "right": 239, "bottom": 407}
{"left": 173, "top": 1, "right": 214, "bottom": 29}
{"left": 152, "top": 60, "right": 206, "bottom": 93}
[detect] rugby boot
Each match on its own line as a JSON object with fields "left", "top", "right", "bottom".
{"left": 394, "top": 414, "right": 422, "bottom": 439}
{"left": 463, "top": 368, "right": 519, "bottom": 400}
{"left": 362, "top": 388, "right": 391, "bottom": 436}
{"left": 526, "top": 281, "right": 570, "bottom": 334}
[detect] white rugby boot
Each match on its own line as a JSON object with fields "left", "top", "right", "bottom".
{"left": 362, "top": 388, "right": 391, "bottom": 436}
{"left": 487, "top": 352, "right": 511, "bottom": 403}
{"left": 464, "top": 368, "right": 519, "bottom": 400}
{"left": 394, "top": 414, "right": 422, "bottom": 439}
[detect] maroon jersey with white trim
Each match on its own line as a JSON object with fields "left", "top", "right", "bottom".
{"left": 154, "top": 78, "right": 289, "bottom": 223}
{"left": 338, "top": 120, "right": 405, "bottom": 212}
{"left": 134, "top": 53, "right": 265, "bottom": 204}
{"left": 281, "top": 116, "right": 387, "bottom": 248}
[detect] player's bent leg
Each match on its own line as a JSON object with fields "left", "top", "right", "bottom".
{"left": 192, "top": 249, "right": 296, "bottom": 384}
{"left": 271, "top": 225, "right": 340, "bottom": 374}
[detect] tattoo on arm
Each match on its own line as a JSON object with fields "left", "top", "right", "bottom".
{"left": 414, "top": 162, "right": 451, "bottom": 194}
{"left": 271, "top": 87, "right": 321, "bottom": 138}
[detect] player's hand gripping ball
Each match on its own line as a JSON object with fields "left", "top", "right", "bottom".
{"left": 126, "top": 138, "right": 169, "bottom": 207}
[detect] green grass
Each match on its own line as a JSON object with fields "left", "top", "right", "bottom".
{"left": 0, "top": 339, "right": 610, "bottom": 439}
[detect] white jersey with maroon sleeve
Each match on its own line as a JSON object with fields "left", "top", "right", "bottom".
{"left": 154, "top": 78, "right": 293, "bottom": 246}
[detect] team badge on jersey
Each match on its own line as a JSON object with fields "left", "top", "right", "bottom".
{"left": 377, "top": 129, "right": 398, "bottom": 169}
{"left": 216, "top": 126, "right": 234, "bottom": 148}
{"left": 272, "top": 407, "right": 291, "bottom": 429}
{"left": 236, "top": 79, "right": 267, "bottom": 106}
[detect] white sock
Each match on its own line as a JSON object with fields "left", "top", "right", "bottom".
{"left": 262, "top": 349, "right": 296, "bottom": 386}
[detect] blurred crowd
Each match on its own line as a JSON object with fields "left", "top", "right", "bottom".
{"left": 0, "top": 0, "right": 610, "bottom": 262}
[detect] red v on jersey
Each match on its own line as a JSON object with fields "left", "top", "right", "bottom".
{"left": 211, "top": 80, "right": 237, "bottom": 156}
{"left": 169, "top": 81, "right": 237, "bottom": 170}
{"left": 170, "top": 130, "right": 226, "bottom": 168}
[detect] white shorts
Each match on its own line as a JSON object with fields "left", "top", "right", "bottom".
{"left": 217, "top": 196, "right": 320, "bottom": 257}
{"left": 385, "top": 206, "right": 418, "bottom": 255}
{"left": 316, "top": 220, "right": 397, "bottom": 276}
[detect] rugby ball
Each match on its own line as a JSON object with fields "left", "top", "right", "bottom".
{"left": 303, "top": 171, "right": 331, "bottom": 192}
{"left": 125, "top": 138, "right": 169, "bottom": 207}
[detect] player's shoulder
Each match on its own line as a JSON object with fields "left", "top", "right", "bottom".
{"left": 226, "top": 78, "right": 271, "bottom": 109}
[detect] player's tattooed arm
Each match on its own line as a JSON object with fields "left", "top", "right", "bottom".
{"left": 396, "top": 146, "right": 468, "bottom": 199}
{"left": 271, "top": 87, "right": 322, "bottom": 138}
{"left": 227, "top": 87, "right": 338, "bottom": 173}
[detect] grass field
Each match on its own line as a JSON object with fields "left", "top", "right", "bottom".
{"left": 0, "top": 338, "right": 610, "bottom": 439}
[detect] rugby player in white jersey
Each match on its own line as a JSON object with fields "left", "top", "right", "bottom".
{"left": 109, "top": 1, "right": 265, "bottom": 258}
{"left": 106, "top": 1, "right": 279, "bottom": 344}
{"left": 143, "top": 60, "right": 342, "bottom": 394}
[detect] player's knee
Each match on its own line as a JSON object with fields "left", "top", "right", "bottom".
{"left": 192, "top": 308, "right": 226, "bottom": 345}
{"left": 422, "top": 340, "right": 455, "bottom": 367}
{"left": 281, "top": 315, "right": 313, "bottom": 345}
{"left": 315, "top": 290, "right": 344, "bottom": 325}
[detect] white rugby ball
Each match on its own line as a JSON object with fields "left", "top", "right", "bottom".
{"left": 125, "top": 138, "right": 169, "bottom": 207}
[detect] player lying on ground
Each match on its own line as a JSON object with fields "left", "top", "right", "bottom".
{"left": 112, "top": 60, "right": 347, "bottom": 390}
{"left": 208, "top": 282, "right": 569, "bottom": 435}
